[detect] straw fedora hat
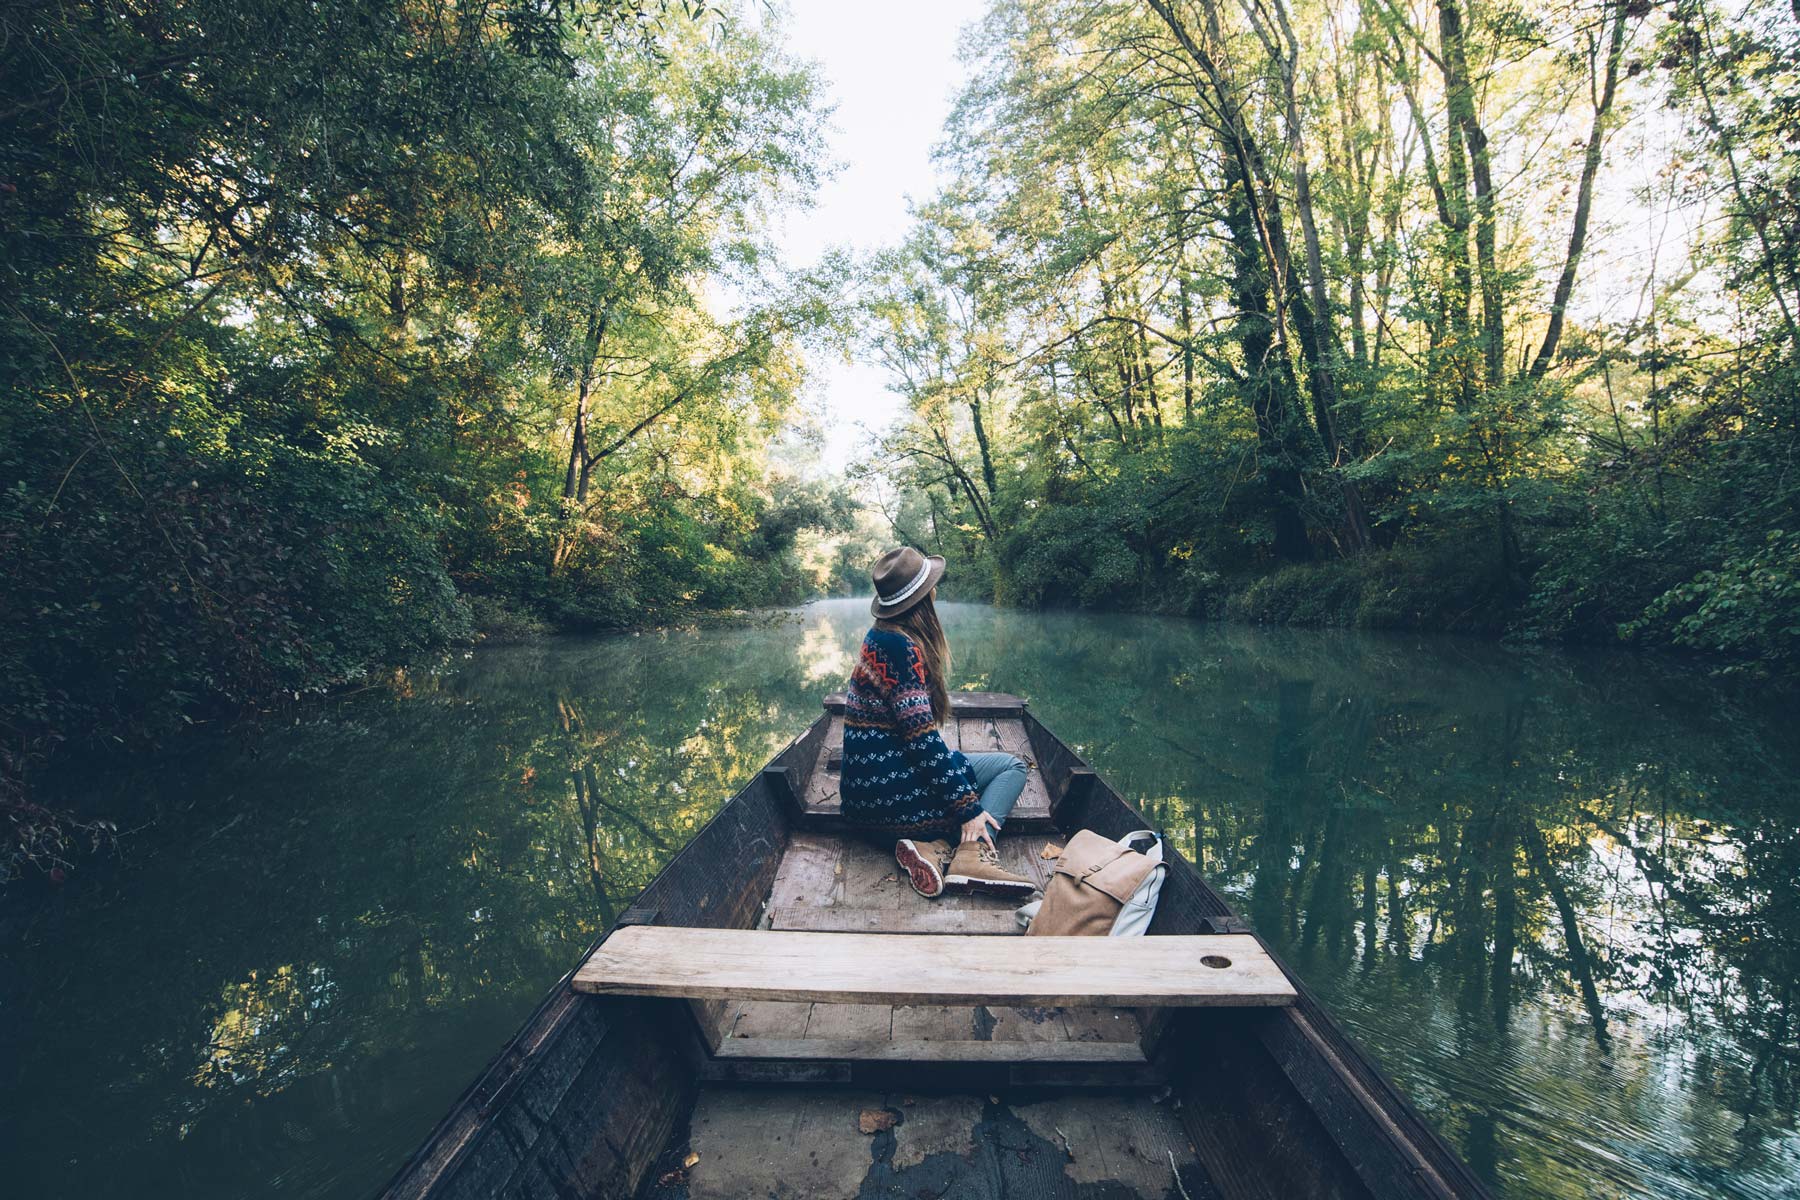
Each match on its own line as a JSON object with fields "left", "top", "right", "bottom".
{"left": 869, "top": 546, "right": 946, "bottom": 618}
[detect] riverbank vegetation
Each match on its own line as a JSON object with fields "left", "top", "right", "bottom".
{"left": 855, "top": 0, "right": 1800, "bottom": 667}
{"left": 1, "top": 0, "right": 848, "bottom": 875}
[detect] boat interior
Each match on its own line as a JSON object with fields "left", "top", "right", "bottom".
{"left": 381, "top": 694, "right": 1488, "bottom": 1200}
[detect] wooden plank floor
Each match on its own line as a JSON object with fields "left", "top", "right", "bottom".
{"left": 799, "top": 707, "right": 1054, "bottom": 829}
{"left": 764, "top": 830, "right": 1055, "bottom": 923}
{"left": 652, "top": 1087, "right": 1212, "bottom": 1200}
{"left": 716, "top": 831, "right": 1148, "bottom": 1065}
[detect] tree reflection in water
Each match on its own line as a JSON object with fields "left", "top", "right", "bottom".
{"left": 955, "top": 605, "right": 1800, "bottom": 1200}
{"left": 1, "top": 599, "right": 1795, "bottom": 1200}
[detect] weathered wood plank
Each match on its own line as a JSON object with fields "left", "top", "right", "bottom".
{"left": 764, "top": 834, "right": 842, "bottom": 912}
{"left": 711, "top": 1036, "right": 1146, "bottom": 1063}
{"left": 957, "top": 713, "right": 1003, "bottom": 753}
{"left": 833, "top": 836, "right": 906, "bottom": 910}
{"left": 981, "top": 1004, "right": 1068, "bottom": 1043}
{"left": 1252, "top": 1007, "right": 1462, "bottom": 1200}
{"left": 801, "top": 1002, "right": 894, "bottom": 1040}
{"left": 946, "top": 716, "right": 1051, "bottom": 822}
{"left": 576, "top": 928, "right": 1297, "bottom": 1008}
{"left": 726, "top": 1000, "right": 813, "bottom": 1040}
{"left": 768, "top": 906, "right": 1022, "bottom": 934}
{"left": 999, "top": 835, "right": 1052, "bottom": 890}
{"left": 493, "top": 998, "right": 692, "bottom": 1200}
{"left": 799, "top": 715, "right": 843, "bottom": 811}
{"left": 995, "top": 720, "right": 1054, "bottom": 819}
{"left": 991, "top": 717, "right": 1035, "bottom": 762}
{"left": 890, "top": 1003, "right": 983, "bottom": 1043}
{"left": 761, "top": 712, "right": 829, "bottom": 820}
{"left": 688, "top": 997, "right": 734, "bottom": 1050}
{"left": 1060, "top": 1006, "right": 1143, "bottom": 1044}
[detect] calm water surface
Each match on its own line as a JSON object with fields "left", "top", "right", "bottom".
{"left": 3, "top": 600, "right": 1797, "bottom": 1200}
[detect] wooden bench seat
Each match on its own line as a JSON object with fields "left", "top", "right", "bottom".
{"left": 573, "top": 926, "right": 1297, "bottom": 1008}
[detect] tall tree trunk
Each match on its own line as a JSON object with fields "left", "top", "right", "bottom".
{"left": 1265, "top": 0, "right": 1361, "bottom": 463}
{"left": 1439, "top": 0, "right": 1505, "bottom": 389}
{"left": 1529, "top": 0, "right": 1631, "bottom": 380}
{"left": 561, "top": 309, "right": 606, "bottom": 503}
{"left": 931, "top": 424, "right": 997, "bottom": 539}
{"left": 1328, "top": 44, "right": 1380, "bottom": 376}
{"left": 1223, "top": 157, "right": 1313, "bottom": 563}
{"left": 562, "top": 384, "right": 588, "bottom": 502}
{"left": 1178, "top": 262, "right": 1197, "bottom": 422}
{"left": 1153, "top": 0, "right": 1370, "bottom": 551}
{"left": 1383, "top": 7, "right": 1476, "bottom": 410}
{"left": 968, "top": 392, "right": 998, "bottom": 498}
{"left": 1289, "top": 277, "right": 1375, "bottom": 553}
{"left": 1136, "top": 307, "right": 1163, "bottom": 433}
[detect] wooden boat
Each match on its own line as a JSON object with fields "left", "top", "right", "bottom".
{"left": 380, "top": 692, "right": 1492, "bottom": 1199}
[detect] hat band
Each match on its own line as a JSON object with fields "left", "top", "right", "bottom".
{"left": 876, "top": 559, "right": 933, "bottom": 608}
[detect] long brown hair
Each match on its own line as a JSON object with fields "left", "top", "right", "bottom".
{"left": 876, "top": 591, "right": 951, "bottom": 725}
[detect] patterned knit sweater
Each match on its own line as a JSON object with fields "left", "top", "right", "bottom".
{"left": 839, "top": 627, "right": 983, "bottom": 834}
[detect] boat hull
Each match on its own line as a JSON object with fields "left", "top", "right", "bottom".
{"left": 378, "top": 700, "right": 1490, "bottom": 1200}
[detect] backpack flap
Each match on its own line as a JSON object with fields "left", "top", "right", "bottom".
{"left": 1050, "top": 829, "right": 1158, "bottom": 904}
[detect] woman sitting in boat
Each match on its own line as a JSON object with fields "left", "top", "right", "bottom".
{"left": 839, "top": 546, "right": 1037, "bottom": 900}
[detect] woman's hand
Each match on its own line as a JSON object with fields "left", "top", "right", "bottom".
{"left": 961, "top": 810, "right": 1000, "bottom": 847}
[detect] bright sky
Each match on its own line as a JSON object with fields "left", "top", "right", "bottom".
{"left": 761, "top": 0, "right": 981, "bottom": 469}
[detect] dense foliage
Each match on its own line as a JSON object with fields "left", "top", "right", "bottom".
{"left": 0, "top": 0, "right": 847, "bottom": 876}
{"left": 856, "top": 0, "right": 1800, "bottom": 666}
{"left": 8, "top": 0, "right": 1796, "bottom": 876}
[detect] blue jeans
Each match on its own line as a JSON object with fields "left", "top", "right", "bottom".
{"left": 957, "top": 751, "right": 1027, "bottom": 828}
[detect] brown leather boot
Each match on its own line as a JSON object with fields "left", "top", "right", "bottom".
{"left": 944, "top": 841, "right": 1036, "bottom": 898}
{"left": 895, "top": 838, "right": 955, "bottom": 898}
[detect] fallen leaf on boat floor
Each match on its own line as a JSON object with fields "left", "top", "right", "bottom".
{"left": 682, "top": 1151, "right": 700, "bottom": 1169}
{"left": 1040, "top": 843, "right": 1064, "bottom": 859}
{"left": 858, "top": 1108, "right": 898, "bottom": 1134}
{"left": 881, "top": 874, "right": 896, "bottom": 883}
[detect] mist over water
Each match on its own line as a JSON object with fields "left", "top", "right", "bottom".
{"left": 3, "top": 599, "right": 1796, "bottom": 1199}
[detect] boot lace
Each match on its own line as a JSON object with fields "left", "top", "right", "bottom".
{"left": 976, "top": 843, "right": 1001, "bottom": 866}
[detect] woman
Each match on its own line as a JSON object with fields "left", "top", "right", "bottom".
{"left": 838, "top": 546, "right": 1036, "bottom": 899}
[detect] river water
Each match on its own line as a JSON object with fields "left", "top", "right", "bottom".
{"left": 2, "top": 599, "right": 1796, "bottom": 1199}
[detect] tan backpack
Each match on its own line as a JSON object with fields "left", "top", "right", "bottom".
{"left": 1023, "top": 829, "right": 1164, "bottom": 937}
